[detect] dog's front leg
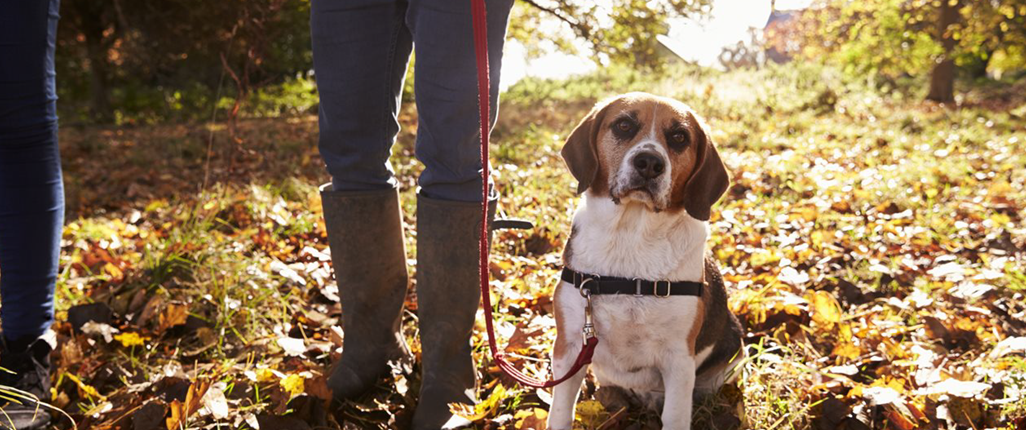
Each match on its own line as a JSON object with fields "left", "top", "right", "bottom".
{"left": 547, "top": 282, "right": 589, "bottom": 430}
{"left": 659, "top": 356, "right": 696, "bottom": 430}
{"left": 546, "top": 335, "right": 588, "bottom": 430}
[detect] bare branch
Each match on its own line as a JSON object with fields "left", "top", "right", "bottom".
{"left": 521, "top": 0, "right": 591, "bottom": 39}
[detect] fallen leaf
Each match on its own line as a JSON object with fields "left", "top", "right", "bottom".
{"left": 115, "top": 331, "right": 148, "bottom": 347}
{"left": 65, "top": 372, "right": 105, "bottom": 401}
{"left": 862, "top": 386, "right": 902, "bottom": 406}
{"left": 198, "top": 382, "right": 229, "bottom": 420}
{"left": 80, "top": 321, "right": 119, "bottom": 343}
{"left": 919, "top": 378, "right": 990, "bottom": 398}
{"left": 515, "top": 407, "right": 548, "bottom": 430}
{"left": 158, "top": 302, "right": 190, "bottom": 334}
{"left": 989, "top": 336, "right": 1026, "bottom": 359}
{"left": 575, "top": 400, "right": 608, "bottom": 428}
{"left": 165, "top": 378, "right": 212, "bottom": 430}
{"left": 280, "top": 373, "right": 305, "bottom": 399}
{"left": 452, "top": 383, "right": 508, "bottom": 422}
{"left": 779, "top": 267, "right": 810, "bottom": 286}
{"left": 271, "top": 259, "right": 306, "bottom": 285}
{"left": 809, "top": 290, "right": 842, "bottom": 328}
{"left": 276, "top": 336, "right": 306, "bottom": 357}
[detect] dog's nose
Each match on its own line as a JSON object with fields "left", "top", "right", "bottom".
{"left": 632, "top": 152, "right": 665, "bottom": 179}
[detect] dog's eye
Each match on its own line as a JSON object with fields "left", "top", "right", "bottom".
{"left": 611, "top": 118, "right": 638, "bottom": 140}
{"left": 665, "top": 128, "right": 691, "bottom": 152}
{"left": 616, "top": 120, "right": 632, "bottom": 132}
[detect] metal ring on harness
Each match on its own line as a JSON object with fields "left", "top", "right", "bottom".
{"left": 578, "top": 278, "right": 595, "bottom": 298}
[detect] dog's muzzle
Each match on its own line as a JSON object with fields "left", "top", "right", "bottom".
{"left": 622, "top": 151, "right": 667, "bottom": 193}
{"left": 632, "top": 151, "right": 665, "bottom": 180}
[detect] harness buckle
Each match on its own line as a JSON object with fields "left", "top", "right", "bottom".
{"left": 655, "top": 280, "right": 672, "bottom": 298}
{"left": 634, "top": 279, "right": 643, "bottom": 296}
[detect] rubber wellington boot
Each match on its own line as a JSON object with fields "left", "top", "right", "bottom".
{"left": 321, "top": 185, "right": 414, "bottom": 403}
{"left": 412, "top": 193, "right": 496, "bottom": 430}
{"left": 0, "top": 332, "right": 55, "bottom": 430}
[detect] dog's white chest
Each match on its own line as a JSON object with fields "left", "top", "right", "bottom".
{"left": 591, "top": 296, "right": 700, "bottom": 387}
{"left": 561, "top": 196, "right": 709, "bottom": 394}
{"left": 568, "top": 196, "right": 708, "bottom": 282}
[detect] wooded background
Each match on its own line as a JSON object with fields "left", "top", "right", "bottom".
{"left": 55, "top": 0, "right": 1026, "bottom": 123}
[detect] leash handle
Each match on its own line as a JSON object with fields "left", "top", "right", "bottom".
{"left": 470, "top": 0, "right": 597, "bottom": 389}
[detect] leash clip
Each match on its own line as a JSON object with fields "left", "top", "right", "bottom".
{"left": 580, "top": 286, "right": 596, "bottom": 341}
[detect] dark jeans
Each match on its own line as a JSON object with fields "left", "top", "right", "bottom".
{"left": 311, "top": 0, "right": 513, "bottom": 202}
{"left": 0, "top": 0, "right": 63, "bottom": 341}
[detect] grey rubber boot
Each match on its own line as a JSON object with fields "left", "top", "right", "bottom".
{"left": 412, "top": 193, "right": 496, "bottom": 430}
{"left": 321, "top": 185, "right": 413, "bottom": 403}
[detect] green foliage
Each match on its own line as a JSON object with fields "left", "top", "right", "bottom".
{"left": 245, "top": 74, "right": 319, "bottom": 118}
{"left": 797, "top": 0, "right": 1026, "bottom": 82}
{"left": 56, "top": 0, "right": 312, "bottom": 123}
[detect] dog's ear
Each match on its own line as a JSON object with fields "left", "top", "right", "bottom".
{"left": 561, "top": 102, "right": 610, "bottom": 195}
{"left": 682, "top": 116, "right": 729, "bottom": 221}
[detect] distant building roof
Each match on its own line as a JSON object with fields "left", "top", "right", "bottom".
{"left": 765, "top": 10, "right": 798, "bottom": 28}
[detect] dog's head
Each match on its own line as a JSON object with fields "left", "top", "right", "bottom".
{"left": 560, "top": 92, "right": 729, "bottom": 220}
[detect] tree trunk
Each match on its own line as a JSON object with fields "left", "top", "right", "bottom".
{"left": 926, "top": 0, "right": 960, "bottom": 102}
{"left": 85, "top": 35, "right": 111, "bottom": 121}
{"left": 72, "top": 0, "right": 112, "bottom": 121}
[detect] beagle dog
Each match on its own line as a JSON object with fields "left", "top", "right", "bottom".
{"left": 547, "top": 93, "right": 744, "bottom": 430}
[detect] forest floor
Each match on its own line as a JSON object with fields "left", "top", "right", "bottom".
{"left": 34, "top": 65, "right": 1026, "bottom": 429}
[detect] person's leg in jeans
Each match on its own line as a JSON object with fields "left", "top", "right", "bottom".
{"left": 407, "top": 0, "right": 513, "bottom": 428}
{"left": 310, "top": 0, "right": 416, "bottom": 402}
{"left": 0, "top": 0, "right": 63, "bottom": 428}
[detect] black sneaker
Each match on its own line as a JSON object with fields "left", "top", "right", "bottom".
{"left": 0, "top": 332, "right": 54, "bottom": 430}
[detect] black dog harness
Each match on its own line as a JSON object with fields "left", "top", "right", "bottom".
{"left": 561, "top": 267, "right": 703, "bottom": 297}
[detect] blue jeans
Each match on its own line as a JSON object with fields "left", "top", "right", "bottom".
{"left": 311, "top": 0, "right": 512, "bottom": 202}
{"left": 0, "top": 0, "right": 63, "bottom": 341}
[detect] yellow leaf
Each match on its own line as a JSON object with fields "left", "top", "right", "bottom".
{"left": 103, "top": 262, "right": 124, "bottom": 280}
{"left": 872, "top": 376, "right": 907, "bottom": 394}
{"left": 809, "top": 290, "right": 842, "bottom": 328}
{"left": 255, "top": 368, "right": 277, "bottom": 383}
{"left": 145, "top": 199, "right": 168, "bottom": 212}
{"left": 115, "top": 332, "right": 148, "bottom": 348}
{"left": 832, "top": 324, "right": 861, "bottom": 361}
{"left": 280, "top": 374, "right": 305, "bottom": 399}
{"left": 65, "top": 372, "right": 105, "bottom": 401}
{"left": 990, "top": 212, "right": 1011, "bottom": 227}
{"left": 575, "top": 399, "right": 608, "bottom": 428}
{"left": 453, "top": 383, "right": 507, "bottom": 422}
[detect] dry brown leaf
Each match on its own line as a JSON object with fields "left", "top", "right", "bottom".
{"left": 158, "top": 302, "right": 189, "bottom": 334}
{"left": 515, "top": 408, "right": 549, "bottom": 430}
{"left": 165, "top": 379, "right": 211, "bottom": 430}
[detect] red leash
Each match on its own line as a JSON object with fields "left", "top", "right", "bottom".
{"left": 470, "top": 0, "right": 598, "bottom": 389}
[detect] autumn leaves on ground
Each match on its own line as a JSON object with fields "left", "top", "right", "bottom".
{"left": 44, "top": 65, "right": 1026, "bottom": 429}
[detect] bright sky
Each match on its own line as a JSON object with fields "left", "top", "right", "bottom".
{"left": 500, "top": 0, "right": 814, "bottom": 89}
